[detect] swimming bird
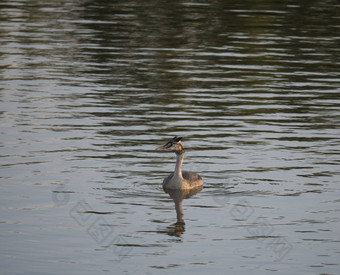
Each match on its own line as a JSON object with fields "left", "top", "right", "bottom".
{"left": 156, "top": 136, "right": 204, "bottom": 189}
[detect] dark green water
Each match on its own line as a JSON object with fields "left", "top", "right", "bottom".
{"left": 1, "top": 1, "right": 339, "bottom": 274}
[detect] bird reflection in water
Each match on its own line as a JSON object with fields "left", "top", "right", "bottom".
{"left": 163, "top": 185, "right": 203, "bottom": 237}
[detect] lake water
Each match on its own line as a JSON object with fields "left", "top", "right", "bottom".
{"left": 1, "top": 0, "right": 339, "bottom": 274}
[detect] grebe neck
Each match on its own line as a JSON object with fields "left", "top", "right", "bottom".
{"left": 174, "top": 152, "right": 184, "bottom": 178}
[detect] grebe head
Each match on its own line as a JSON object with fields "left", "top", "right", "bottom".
{"left": 156, "top": 136, "right": 184, "bottom": 154}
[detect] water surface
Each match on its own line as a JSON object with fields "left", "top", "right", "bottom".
{"left": 1, "top": 0, "right": 339, "bottom": 274}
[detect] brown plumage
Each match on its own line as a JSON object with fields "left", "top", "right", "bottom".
{"left": 156, "top": 137, "right": 204, "bottom": 189}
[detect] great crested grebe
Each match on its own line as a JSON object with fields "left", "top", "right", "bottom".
{"left": 156, "top": 136, "right": 204, "bottom": 189}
